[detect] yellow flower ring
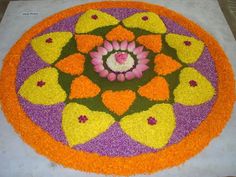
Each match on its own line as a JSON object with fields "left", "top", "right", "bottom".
{"left": 0, "top": 1, "right": 235, "bottom": 176}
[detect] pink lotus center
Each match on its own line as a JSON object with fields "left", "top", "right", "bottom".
{"left": 115, "top": 52, "right": 128, "bottom": 64}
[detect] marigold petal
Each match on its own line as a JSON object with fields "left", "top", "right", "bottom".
{"left": 138, "top": 76, "right": 169, "bottom": 101}
{"left": 105, "top": 25, "right": 135, "bottom": 42}
{"left": 101, "top": 90, "right": 136, "bottom": 116}
{"left": 136, "top": 35, "right": 162, "bottom": 53}
{"left": 75, "top": 34, "right": 103, "bottom": 53}
{"left": 55, "top": 53, "right": 85, "bottom": 75}
{"left": 154, "top": 54, "right": 182, "bottom": 75}
{"left": 69, "top": 75, "right": 100, "bottom": 99}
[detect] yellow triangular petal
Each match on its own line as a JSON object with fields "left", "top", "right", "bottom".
{"left": 18, "top": 67, "right": 66, "bottom": 105}
{"left": 62, "top": 103, "right": 115, "bottom": 146}
{"left": 165, "top": 34, "right": 204, "bottom": 64}
{"left": 31, "top": 32, "right": 72, "bottom": 64}
{"left": 174, "top": 67, "right": 215, "bottom": 105}
{"left": 120, "top": 104, "right": 176, "bottom": 148}
{"left": 122, "top": 12, "right": 166, "bottom": 34}
{"left": 75, "top": 9, "right": 119, "bottom": 34}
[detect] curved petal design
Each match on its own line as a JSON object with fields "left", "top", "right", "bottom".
{"left": 31, "top": 32, "right": 73, "bottom": 64}
{"left": 105, "top": 25, "right": 135, "bottom": 42}
{"left": 138, "top": 76, "right": 169, "bottom": 101}
{"left": 136, "top": 34, "right": 162, "bottom": 53}
{"left": 69, "top": 75, "right": 100, "bottom": 99}
{"left": 154, "top": 54, "right": 182, "bottom": 75}
{"left": 174, "top": 67, "right": 215, "bottom": 105}
{"left": 75, "top": 34, "right": 103, "bottom": 53}
{"left": 18, "top": 67, "right": 66, "bottom": 105}
{"left": 165, "top": 34, "right": 204, "bottom": 64}
{"left": 55, "top": 53, "right": 85, "bottom": 75}
{"left": 101, "top": 90, "right": 136, "bottom": 116}
{"left": 120, "top": 104, "right": 176, "bottom": 148}
{"left": 75, "top": 10, "right": 119, "bottom": 34}
{"left": 122, "top": 12, "right": 167, "bottom": 33}
{"left": 62, "top": 103, "right": 115, "bottom": 147}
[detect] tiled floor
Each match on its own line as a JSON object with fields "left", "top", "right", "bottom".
{"left": 0, "top": 0, "right": 236, "bottom": 40}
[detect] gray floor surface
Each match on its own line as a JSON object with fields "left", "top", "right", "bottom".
{"left": 0, "top": 0, "right": 236, "bottom": 177}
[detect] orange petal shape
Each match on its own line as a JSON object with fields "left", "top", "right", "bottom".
{"left": 136, "top": 35, "right": 162, "bottom": 53}
{"left": 55, "top": 53, "right": 85, "bottom": 75}
{"left": 138, "top": 76, "right": 169, "bottom": 101}
{"left": 101, "top": 90, "right": 136, "bottom": 116}
{"left": 154, "top": 54, "right": 182, "bottom": 75}
{"left": 105, "top": 25, "right": 135, "bottom": 42}
{"left": 75, "top": 34, "right": 103, "bottom": 53}
{"left": 69, "top": 75, "right": 100, "bottom": 99}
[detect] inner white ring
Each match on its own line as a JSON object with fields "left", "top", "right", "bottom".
{"left": 106, "top": 52, "right": 135, "bottom": 72}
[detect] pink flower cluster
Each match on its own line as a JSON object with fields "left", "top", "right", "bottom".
{"left": 90, "top": 40, "right": 150, "bottom": 82}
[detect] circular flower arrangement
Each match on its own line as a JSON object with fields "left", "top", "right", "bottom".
{"left": 0, "top": 1, "right": 235, "bottom": 176}
{"left": 91, "top": 40, "right": 150, "bottom": 82}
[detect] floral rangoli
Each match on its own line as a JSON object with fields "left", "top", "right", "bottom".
{"left": 0, "top": 1, "right": 235, "bottom": 176}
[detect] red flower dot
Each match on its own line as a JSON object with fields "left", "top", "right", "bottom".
{"left": 91, "top": 14, "right": 98, "bottom": 20}
{"left": 37, "top": 80, "right": 46, "bottom": 87}
{"left": 142, "top": 16, "right": 148, "bottom": 21}
{"left": 78, "top": 115, "right": 88, "bottom": 123}
{"left": 189, "top": 80, "right": 198, "bottom": 87}
{"left": 45, "top": 38, "right": 53, "bottom": 43}
{"left": 184, "top": 40, "right": 191, "bottom": 46}
{"left": 147, "top": 117, "right": 157, "bottom": 125}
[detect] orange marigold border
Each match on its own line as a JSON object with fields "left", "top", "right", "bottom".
{"left": 0, "top": 1, "right": 235, "bottom": 176}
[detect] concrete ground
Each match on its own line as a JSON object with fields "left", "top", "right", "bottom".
{"left": 1, "top": 0, "right": 235, "bottom": 39}
{"left": 0, "top": 0, "right": 236, "bottom": 39}
{"left": 0, "top": 1, "right": 235, "bottom": 177}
